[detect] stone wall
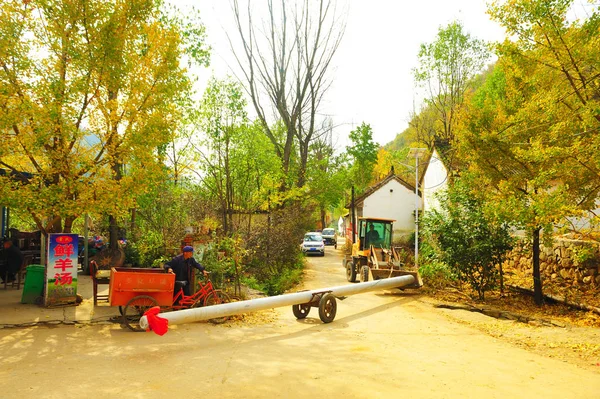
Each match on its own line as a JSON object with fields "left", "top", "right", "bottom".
{"left": 503, "top": 238, "right": 600, "bottom": 291}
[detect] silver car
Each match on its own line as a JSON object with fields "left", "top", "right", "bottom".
{"left": 321, "top": 228, "right": 337, "bottom": 249}
{"left": 301, "top": 232, "right": 325, "bottom": 256}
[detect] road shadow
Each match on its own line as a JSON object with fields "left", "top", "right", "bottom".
{"left": 234, "top": 293, "right": 419, "bottom": 347}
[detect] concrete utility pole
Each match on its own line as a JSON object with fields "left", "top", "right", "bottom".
{"left": 408, "top": 148, "right": 427, "bottom": 269}
{"left": 140, "top": 275, "right": 416, "bottom": 333}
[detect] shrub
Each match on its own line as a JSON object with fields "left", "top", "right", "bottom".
{"left": 418, "top": 240, "right": 455, "bottom": 289}
{"left": 423, "top": 180, "right": 513, "bottom": 300}
{"left": 419, "top": 260, "right": 455, "bottom": 290}
{"left": 243, "top": 205, "right": 311, "bottom": 295}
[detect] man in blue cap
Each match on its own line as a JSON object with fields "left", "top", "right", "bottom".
{"left": 164, "top": 246, "right": 207, "bottom": 296}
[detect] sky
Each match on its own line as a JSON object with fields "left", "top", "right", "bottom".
{"left": 180, "top": 0, "right": 508, "bottom": 148}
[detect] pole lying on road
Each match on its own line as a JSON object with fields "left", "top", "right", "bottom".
{"left": 140, "top": 275, "right": 415, "bottom": 333}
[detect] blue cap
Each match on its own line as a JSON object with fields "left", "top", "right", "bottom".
{"left": 183, "top": 246, "right": 194, "bottom": 253}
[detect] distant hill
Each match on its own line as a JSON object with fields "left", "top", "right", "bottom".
{"left": 384, "top": 128, "right": 409, "bottom": 152}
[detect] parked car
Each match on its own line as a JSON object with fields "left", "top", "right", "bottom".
{"left": 300, "top": 232, "right": 325, "bottom": 256}
{"left": 321, "top": 228, "right": 337, "bottom": 249}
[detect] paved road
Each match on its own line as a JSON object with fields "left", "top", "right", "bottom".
{"left": 1, "top": 243, "right": 598, "bottom": 398}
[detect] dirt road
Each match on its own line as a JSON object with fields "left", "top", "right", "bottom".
{"left": 1, "top": 244, "right": 599, "bottom": 398}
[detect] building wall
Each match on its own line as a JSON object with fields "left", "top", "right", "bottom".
{"left": 423, "top": 149, "right": 448, "bottom": 212}
{"left": 361, "top": 179, "right": 420, "bottom": 241}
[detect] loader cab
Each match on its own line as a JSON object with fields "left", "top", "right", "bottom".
{"left": 356, "top": 218, "right": 394, "bottom": 252}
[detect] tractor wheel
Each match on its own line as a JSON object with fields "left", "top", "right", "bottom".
{"left": 360, "top": 265, "right": 370, "bottom": 282}
{"left": 318, "top": 293, "right": 337, "bottom": 323}
{"left": 292, "top": 304, "right": 311, "bottom": 319}
{"left": 345, "top": 260, "right": 357, "bottom": 282}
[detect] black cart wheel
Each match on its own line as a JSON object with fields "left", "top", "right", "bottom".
{"left": 292, "top": 303, "right": 311, "bottom": 319}
{"left": 318, "top": 293, "right": 337, "bottom": 323}
{"left": 123, "top": 295, "right": 158, "bottom": 332}
{"left": 360, "top": 265, "right": 370, "bottom": 282}
{"left": 345, "top": 260, "right": 357, "bottom": 282}
{"left": 203, "top": 290, "right": 231, "bottom": 324}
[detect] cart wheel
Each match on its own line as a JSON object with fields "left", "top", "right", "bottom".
{"left": 123, "top": 295, "right": 158, "bottom": 332}
{"left": 118, "top": 306, "right": 124, "bottom": 316}
{"left": 334, "top": 242, "right": 337, "bottom": 250}
{"left": 345, "top": 260, "right": 357, "bottom": 283}
{"left": 203, "top": 290, "right": 231, "bottom": 324}
{"left": 292, "top": 304, "right": 311, "bottom": 319}
{"left": 360, "top": 265, "right": 370, "bottom": 282}
{"left": 318, "top": 293, "right": 337, "bottom": 323}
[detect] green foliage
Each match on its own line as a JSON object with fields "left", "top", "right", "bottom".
{"left": 414, "top": 20, "right": 490, "bottom": 145}
{"left": 123, "top": 241, "right": 141, "bottom": 266}
{"left": 132, "top": 180, "right": 211, "bottom": 266}
{"left": 419, "top": 260, "right": 456, "bottom": 290}
{"left": 244, "top": 206, "right": 311, "bottom": 295}
{"left": 418, "top": 240, "right": 456, "bottom": 289}
{"left": 571, "top": 244, "right": 600, "bottom": 268}
{"left": 346, "top": 122, "right": 379, "bottom": 192}
{"left": 306, "top": 130, "right": 349, "bottom": 227}
{"left": 423, "top": 180, "right": 513, "bottom": 300}
{"left": 0, "top": 0, "right": 199, "bottom": 235}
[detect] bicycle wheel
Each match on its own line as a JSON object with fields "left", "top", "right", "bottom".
{"left": 203, "top": 290, "right": 231, "bottom": 324}
{"left": 123, "top": 295, "right": 158, "bottom": 332}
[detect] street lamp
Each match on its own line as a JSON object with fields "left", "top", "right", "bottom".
{"left": 408, "top": 148, "right": 427, "bottom": 269}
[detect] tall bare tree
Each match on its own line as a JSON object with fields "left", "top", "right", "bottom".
{"left": 230, "top": 0, "right": 346, "bottom": 189}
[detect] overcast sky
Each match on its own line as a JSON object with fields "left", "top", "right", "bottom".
{"left": 181, "top": 0, "right": 507, "bottom": 148}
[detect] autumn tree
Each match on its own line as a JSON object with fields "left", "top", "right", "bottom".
{"left": 0, "top": 0, "right": 205, "bottom": 240}
{"left": 413, "top": 21, "right": 489, "bottom": 161}
{"left": 230, "top": 0, "right": 346, "bottom": 190}
{"left": 456, "top": 0, "right": 600, "bottom": 305}
{"left": 457, "top": 0, "right": 600, "bottom": 305}
{"left": 488, "top": 0, "right": 600, "bottom": 232}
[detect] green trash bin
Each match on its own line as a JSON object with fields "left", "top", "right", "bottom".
{"left": 21, "top": 265, "right": 46, "bottom": 304}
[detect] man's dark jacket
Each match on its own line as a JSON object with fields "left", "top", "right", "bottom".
{"left": 164, "top": 254, "right": 205, "bottom": 282}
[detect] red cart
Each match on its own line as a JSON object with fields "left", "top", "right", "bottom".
{"left": 109, "top": 267, "right": 230, "bottom": 331}
{"left": 109, "top": 267, "right": 175, "bottom": 331}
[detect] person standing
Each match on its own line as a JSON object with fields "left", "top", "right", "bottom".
{"left": 164, "top": 246, "right": 207, "bottom": 296}
{"left": 1, "top": 239, "right": 24, "bottom": 283}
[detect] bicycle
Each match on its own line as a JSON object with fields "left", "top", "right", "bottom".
{"left": 120, "top": 272, "right": 231, "bottom": 331}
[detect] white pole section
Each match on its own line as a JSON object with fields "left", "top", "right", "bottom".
{"left": 415, "top": 154, "right": 419, "bottom": 269}
{"left": 139, "top": 275, "right": 415, "bottom": 330}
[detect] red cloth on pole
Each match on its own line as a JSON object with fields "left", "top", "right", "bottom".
{"left": 144, "top": 306, "right": 169, "bottom": 336}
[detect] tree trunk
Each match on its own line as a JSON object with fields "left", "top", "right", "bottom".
{"left": 130, "top": 208, "right": 136, "bottom": 239}
{"left": 109, "top": 215, "right": 118, "bottom": 250}
{"left": 109, "top": 160, "right": 123, "bottom": 250}
{"left": 532, "top": 227, "right": 543, "bottom": 305}
{"left": 63, "top": 216, "right": 75, "bottom": 234}
{"left": 320, "top": 205, "right": 326, "bottom": 231}
{"left": 499, "top": 262, "right": 504, "bottom": 294}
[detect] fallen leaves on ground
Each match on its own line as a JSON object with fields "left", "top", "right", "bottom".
{"left": 424, "top": 286, "right": 600, "bottom": 372}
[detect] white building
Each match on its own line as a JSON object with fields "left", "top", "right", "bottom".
{"left": 422, "top": 148, "right": 450, "bottom": 213}
{"left": 346, "top": 174, "right": 421, "bottom": 242}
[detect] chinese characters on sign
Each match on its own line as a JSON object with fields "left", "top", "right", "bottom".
{"left": 45, "top": 234, "right": 78, "bottom": 306}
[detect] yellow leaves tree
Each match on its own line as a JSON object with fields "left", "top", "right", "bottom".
{"left": 372, "top": 148, "right": 393, "bottom": 182}
{"left": 455, "top": 0, "right": 600, "bottom": 304}
{"left": 0, "top": 0, "right": 202, "bottom": 238}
